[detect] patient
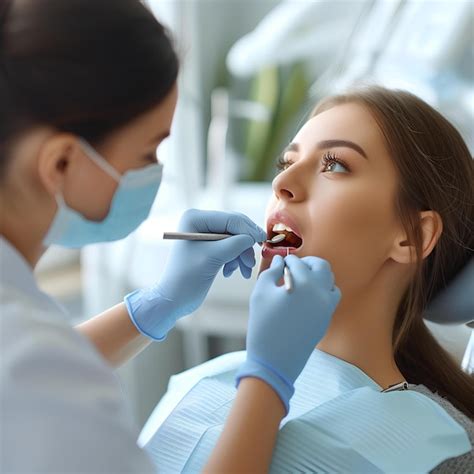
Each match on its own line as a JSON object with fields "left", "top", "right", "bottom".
{"left": 142, "top": 86, "right": 473, "bottom": 472}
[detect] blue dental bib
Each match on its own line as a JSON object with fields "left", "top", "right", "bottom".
{"left": 143, "top": 349, "right": 470, "bottom": 473}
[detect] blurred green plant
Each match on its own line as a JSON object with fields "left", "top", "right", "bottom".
{"left": 244, "top": 62, "right": 308, "bottom": 181}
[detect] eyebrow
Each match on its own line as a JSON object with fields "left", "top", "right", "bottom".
{"left": 284, "top": 139, "right": 368, "bottom": 160}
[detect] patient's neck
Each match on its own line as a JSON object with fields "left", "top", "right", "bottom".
{"left": 316, "top": 270, "right": 407, "bottom": 390}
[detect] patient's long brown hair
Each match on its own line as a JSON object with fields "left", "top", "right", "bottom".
{"left": 312, "top": 86, "right": 474, "bottom": 419}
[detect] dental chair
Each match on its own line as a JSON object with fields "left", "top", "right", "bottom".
{"left": 424, "top": 259, "right": 474, "bottom": 373}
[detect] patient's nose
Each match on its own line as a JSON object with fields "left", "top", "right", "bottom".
{"left": 272, "top": 167, "right": 307, "bottom": 202}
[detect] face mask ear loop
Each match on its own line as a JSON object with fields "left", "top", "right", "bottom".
{"left": 54, "top": 192, "right": 65, "bottom": 208}
{"left": 50, "top": 190, "right": 66, "bottom": 215}
{"left": 78, "top": 138, "right": 122, "bottom": 183}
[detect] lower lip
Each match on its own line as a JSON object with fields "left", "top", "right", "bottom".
{"left": 262, "top": 244, "right": 300, "bottom": 258}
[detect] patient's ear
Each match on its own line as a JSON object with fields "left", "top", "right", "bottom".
{"left": 390, "top": 210, "right": 443, "bottom": 264}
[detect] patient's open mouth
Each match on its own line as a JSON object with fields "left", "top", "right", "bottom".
{"left": 268, "top": 223, "right": 303, "bottom": 249}
{"left": 262, "top": 212, "right": 303, "bottom": 258}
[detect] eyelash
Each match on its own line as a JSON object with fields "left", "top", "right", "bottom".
{"left": 276, "top": 151, "right": 350, "bottom": 173}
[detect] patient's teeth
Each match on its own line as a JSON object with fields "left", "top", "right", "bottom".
{"left": 273, "top": 223, "right": 286, "bottom": 232}
{"left": 272, "top": 223, "right": 294, "bottom": 233}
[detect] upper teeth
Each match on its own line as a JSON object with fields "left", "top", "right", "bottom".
{"left": 272, "top": 223, "right": 294, "bottom": 233}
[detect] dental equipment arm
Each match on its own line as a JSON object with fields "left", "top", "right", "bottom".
{"left": 226, "top": 1, "right": 369, "bottom": 77}
{"left": 205, "top": 255, "right": 340, "bottom": 473}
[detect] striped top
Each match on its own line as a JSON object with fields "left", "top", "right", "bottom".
{"left": 140, "top": 350, "right": 472, "bottom": 473}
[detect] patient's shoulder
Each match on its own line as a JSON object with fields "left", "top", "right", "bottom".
{"left": 410, "top": 384, "right": 473, "bottom": 473}
{"left": 410, "top": 384, "right": 473, "bottom": 431}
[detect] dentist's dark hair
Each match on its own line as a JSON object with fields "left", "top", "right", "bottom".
{"left": 0, "top": 0, "right": 178, "bottom": 177}
{"left": 312, "top": 86, "right": 474, "bottom": 419}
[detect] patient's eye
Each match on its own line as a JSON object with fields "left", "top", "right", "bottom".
{"left": 321, "top": 151, "right": 350, "bottom": 173}
{"left": 276, "top": 153, "right": 293, "bottom": 173}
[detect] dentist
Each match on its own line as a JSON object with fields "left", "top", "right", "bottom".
{"left": 0, "top": 1, "right": 341, "bottom": 472}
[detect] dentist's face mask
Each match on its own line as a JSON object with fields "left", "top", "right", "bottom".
{"left": 43, "top": 139, "right": 163, "bottom": 248}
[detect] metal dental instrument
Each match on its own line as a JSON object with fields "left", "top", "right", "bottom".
{"left": 163, "top": 232, "right": 286, "bottom": 244}
{"left": 267, "top": 233, "right": 286, "bottom": 244}
{"left": 283, "top": 247, "right": 293, "bottom": 293}
{"left": 163, "top": 232, "right": 231, "bottom": 241}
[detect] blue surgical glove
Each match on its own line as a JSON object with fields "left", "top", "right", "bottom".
{"left": 236, "top": 254, "right": 341, "bottom": 413}
{"left": 124, "top": 209, "right": 267, "bottom": 340}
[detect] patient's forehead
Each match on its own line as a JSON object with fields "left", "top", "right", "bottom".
{"left": 294, "top": 103, "right": 390, "bottom": 163}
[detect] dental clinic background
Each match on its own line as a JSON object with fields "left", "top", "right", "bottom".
{"left": 34, "top": 0, "right": 473, "bottom": 428}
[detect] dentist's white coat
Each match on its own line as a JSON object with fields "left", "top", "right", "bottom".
{"left": 0, "top": 237, "right": 155, "bottom": 473}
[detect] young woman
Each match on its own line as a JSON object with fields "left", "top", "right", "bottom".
{"left": 143, "top": 86, "right": 474, "bottom": 473}
{"left": 0, "top": 1, "right": 340, "bottom": 472}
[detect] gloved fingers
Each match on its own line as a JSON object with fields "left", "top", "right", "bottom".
{"left": 238, "top": 258, "right": 252, "bottom": 279}
{"left": 300, "top": 256, "right": 334, "bottom": 290}
{"left": 178, "top": 208, "right": 203, "bottom": 232}
{"left": 283, "top": 255, "right": 328, "bottom": 290}
{"left": 212, "top": 234, "right": 255, "bottom": 262}
{"left": 326, "top": 284, "right": 342, "bottom": 311}
{"left": 239, "top": 247, "right": 256, "bottom": 268}
{"left": 282, "top": 254, "right": 312, "bottom": 284}
{"left": 223, "top": 212, "right": 267, "bottom": 243}
{"left": 258, "top": 255, "right": 285, "bottom": 284}
{"left": 331, "top": 285, "right": 342, "bottom": 303}
{"left": 178, "top": 209, "right": 266, "bottom": 243}
{"left": 223, "top": 259, "right": 240, "bottom": 278}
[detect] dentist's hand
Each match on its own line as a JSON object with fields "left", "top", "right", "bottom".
{"left": 124, "top": 209, "right": 266, "bottom": 340}
{"left": 236, "top": 255, "right": 341, "bottom": 413}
